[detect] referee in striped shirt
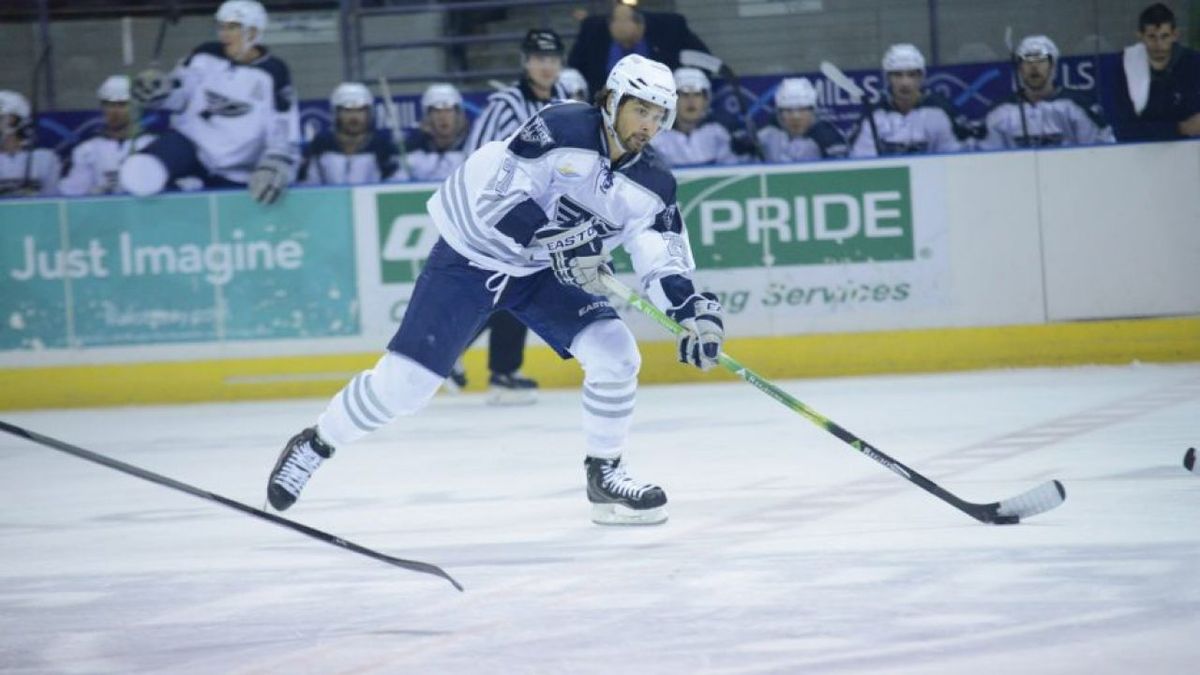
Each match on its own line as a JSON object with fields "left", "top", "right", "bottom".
{"left": 463, "top": 28, "right": 569, "bottom": 404}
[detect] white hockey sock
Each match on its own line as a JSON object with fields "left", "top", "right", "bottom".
{"left": 316, "top": 351, "right": 443, "bottom": 448}
{"left": 571, "top": 320, "right": 641, "bottom": 460}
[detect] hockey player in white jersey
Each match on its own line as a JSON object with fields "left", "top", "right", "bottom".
{"left": 0, "top": 90, "right": 60, "bottom": 198}
{"left": 651, "top": 67, "right": 743, "bottom": 167}
{"left": 757, "top": 77, "right": 847, "bottom": 162}
{"left": 464, "top": 28, "right": 570, "bottom": 404}
{"left": 404, "top": 83, "right": 469, "bottom": 182}
{"left": 298, "top": 82, "right": 403, "bottom": 185}
{"left": 266, "top": 54, "right": 726, "bottom": 526}
{"left": 979, "top": 35, "right": 1115, "bottom": 150}
{"left": 849, "top": 44, "right": 973, "bottom": 157}
{"left": 59, "top": 76, "right": 156, "bottom": 196}
{"left": 119, "top": 0, "right": 299, "bottom": 203}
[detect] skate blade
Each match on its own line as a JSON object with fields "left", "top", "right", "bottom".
{"left": 487, "top": 388, "right": 537, "bottom": 406}
{"left": 590, "top": 503, "right": 668, "bottom": 526}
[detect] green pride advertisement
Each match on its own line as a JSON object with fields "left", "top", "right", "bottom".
{"left": 0, "top": 189, "right": 359, "bottom": 351}
{"left": 356, "top": 161, "right": 948, "bottom": 341}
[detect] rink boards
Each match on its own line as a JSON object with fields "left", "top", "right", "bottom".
{"left": 1, "top": 141, "right": 1198, "bottom": 409}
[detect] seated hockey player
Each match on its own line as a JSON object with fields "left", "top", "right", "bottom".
{"left": 265, "top": 54, "right": 726, "bottom": 526}
{"left": 979, "top": 35, "right": 1115, "bottom": 150}
{"left": 404, "top": 83, "right": 469, "bottom": 183}
{"left": 757, "top": 77, "right": 847, "bottom": 162}
{"left": 0, "top": 90, "right": 60, "bottom": 198}
{"left": 119, "top": 0, "right": 299, "bottom": 203}
{"left": 298, "top": 82, "right": 404, "bottom": 185}
{"left": 650, "top": 66, "right": 742, "bottom": 167}
{"left": 849, "top": 43, "right": 974, "bottom": 157}
{"left": 60, "top": 75, "right": 156, "bottom": 196}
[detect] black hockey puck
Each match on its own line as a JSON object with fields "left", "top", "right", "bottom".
{"left": 991, "top": 515, "right": 1020, "bottom": 525}
{"left": 1185, "top": 447, "right": 1196, "bottom": 472}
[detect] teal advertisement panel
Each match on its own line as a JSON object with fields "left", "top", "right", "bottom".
{"left": 0, "top": 189, "right": 359, "bottom": 350}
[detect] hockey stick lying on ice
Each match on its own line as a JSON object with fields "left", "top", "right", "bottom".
{"left": 599, "top": 275, "right": 1066, "bottom": 525}
{"left": 0, "top": 420, "right": 463, "bottom": 591}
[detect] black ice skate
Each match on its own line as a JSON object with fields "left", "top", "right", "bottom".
{"left": 585, "top": 456, "right": 668, "bottom": 525}
{"left": 443, "top": 358, "right": 468, "bottom": 394}
{"left": 266, "top": 427, "right": 334, "bottom": 511}
{"left": 487, "top": 371, "right": 538, "bottom": 406}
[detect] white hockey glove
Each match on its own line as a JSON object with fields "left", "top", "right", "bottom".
{"left": 534, "top": 219, "right": 611, "bottom": 295}
{"left": 131, "top": 68, "right": 172, "bottom": 106}
{"left": 248, "top": 153, "right": 293, "bottom": 205}
{"left": 667, "top": 292, "right": 725, "bottom": 371}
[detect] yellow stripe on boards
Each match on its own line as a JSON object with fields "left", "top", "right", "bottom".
{"left": 2, "top": 317, "right": 1197, "bottom": 411}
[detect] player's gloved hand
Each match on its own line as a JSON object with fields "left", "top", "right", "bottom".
{"left": 248, "top": 153, "right": 292, "bottom": 205}
{"left": 132, "top": 69, "right": 171, "bottom": 105}
{"left": 667, "top": 292, "right": 725, "bottom": 371}
{"left": 730, "top": 128, "right": 760, "bottom": 157}
{"left": 534, "top": 219, "right": 611, "bottom": 295}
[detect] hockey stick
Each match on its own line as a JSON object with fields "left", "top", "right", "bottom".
{"left": 0, "top": 420, "right": 463, "bottom": 591}
{"left": 599, "top": 275, "right": 1066, "bottom": 524}
{"left": 820, "top": 60, "right": 882, "bottom": 156}
{"left": 19, "top": 45, "right": 51, "bottom": 195}
{"left": 377, "top": 76, "right": 411, "bottom": 177}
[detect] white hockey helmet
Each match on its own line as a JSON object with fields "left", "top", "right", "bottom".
{"left": 0, "top": 90, "right": 31, "bottom": 120}
{"left": 558, "top": 68, "right": 589, "bottom": 101}
{"left": 775, "top": 77, "right": 817, "bottom": 109}
{"left": 421, "top": 82, "right": 462, "bottom": 110}
{"left": 882, "top": 43, "right": 926, "bottom": 72}
{"left": 216, "top": 0, "right": 268, "bottom": 49}
{"left": 603, "top": 54, "right": 677, "bottom": 151}
{"left": 97, "top": 75, "right": 132, "bottom": 103}
{"left": 330, "top": 82, "right": 373, "bottom": 109}
{"left": 673, "top": 67, "right": 711, "bottom": 95}
{"left": 1016, "top": 35, "right": 1059, "bottom": 62}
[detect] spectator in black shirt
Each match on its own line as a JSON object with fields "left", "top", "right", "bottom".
{"left": 1113, "top": 3, "right": 1200, "bottom": 141}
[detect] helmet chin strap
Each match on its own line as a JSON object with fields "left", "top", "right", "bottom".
{"left": 603, "top": 95, "right": 631, "bottom": 156}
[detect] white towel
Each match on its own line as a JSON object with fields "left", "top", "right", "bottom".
{"left": 1123, "top": 42, "right": 1151, "bottom": 115}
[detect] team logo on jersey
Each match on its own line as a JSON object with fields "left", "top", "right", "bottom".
{"left": 598, "top": 161, "right": 614, "bottom": 193}
{"left": 519, "top": 116, "right": 553, "bottom": 146}
{"left": 554, "top": 195, "right": 617, "bottom": 237}
{"left": 199, "top": 89, "right": 252, "bottom": 120}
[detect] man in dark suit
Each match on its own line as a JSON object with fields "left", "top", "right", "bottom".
{"left": 568, "top": 1, "right": 711, "bottom": 98}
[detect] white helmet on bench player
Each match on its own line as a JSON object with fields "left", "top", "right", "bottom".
{"left": 882, "top": 43, "right": 926, "bottom": 72}
{"left": 602, "top": 54, "right": 677, "bottom": 152}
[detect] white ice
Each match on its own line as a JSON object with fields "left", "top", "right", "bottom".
{"left": 2, "top": 363, "right": 1198, "bottom": 674}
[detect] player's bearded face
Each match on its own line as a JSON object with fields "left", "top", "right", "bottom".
{"left": 427, "top": 107, "right": 458, "bottom": 137}
{"left": 1019, "top": 59, "right": 1052, "bottom": 91}
{"left": 616, "top": 98, "right": 666, "bottom": 152}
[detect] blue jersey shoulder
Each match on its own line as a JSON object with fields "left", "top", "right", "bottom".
{"left": 508, "top": 102, "right": 602, "bottom": 159}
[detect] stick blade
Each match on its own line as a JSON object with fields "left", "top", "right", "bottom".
{"left": 680, "top": 49, "right": 724, "bottom": 75}
{"left": 992, "top": 479, "right": 1066, "bottom": 523}
{"left": 818, "top": 61, "right": 864, "bottom": 102}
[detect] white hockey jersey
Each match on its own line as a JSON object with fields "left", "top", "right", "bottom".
{"left": 757, "top": 120, "right": 847, "bottom": 162}
{"left": 59, "top": 134, "right": 156, "bottom": 196}
{"left": 404, "top": 127, "right": 467, "bottom": 182}
{"left": 429, "top": 102, "right": 699, "bottom": 310}
{"left": 0, "top": 148, "right": 61, "bottom": 197}
{"left": 650, "top": 119, "right": 741, "bottom": 167}
{"left": 159, "top": 42, "right": 300, "bottom": 181}
{"left": 849, "top": 94, "right": 972, "bottom": 157}
{"left": 978, "top": 90, "right": 1115, "bottom": 150}
{"left": 298, "top": 130, "right": 404, "bottom": 185}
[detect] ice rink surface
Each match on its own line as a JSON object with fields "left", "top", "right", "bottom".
{"left": 2, "top": 362, "right": 1198, "bottom": 674}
